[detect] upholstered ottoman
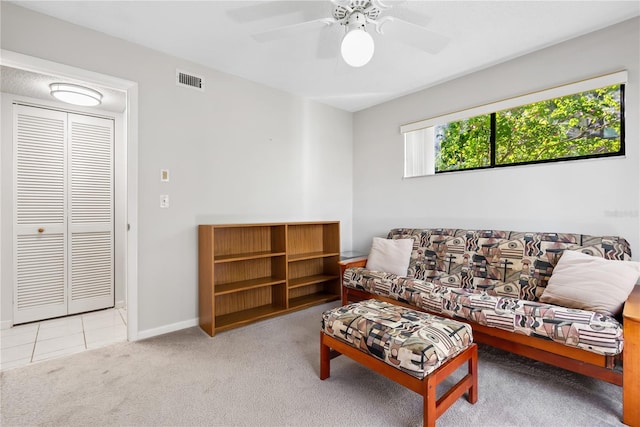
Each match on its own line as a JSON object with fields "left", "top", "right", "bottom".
{"left": 320, "top": 299, "right": 478, "bottom": 427}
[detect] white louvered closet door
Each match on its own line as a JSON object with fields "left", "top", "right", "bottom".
{"left": 67, "top": 113, "right": 114, "bottom": 314}
{"left": 14, "top": 106, "right": 69, "bottom": 323}
{"left": 13, "top": 105, "right": 114, "bottom": 324}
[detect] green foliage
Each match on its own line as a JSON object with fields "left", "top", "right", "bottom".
{"left": 434, "top": 85, "right": 622, "bottom": 172}
{"left": 435, "top": 115, "right": 491, "bottom": 171}
{"left": 495, "top": 84, "right": 621, "bottom": 164}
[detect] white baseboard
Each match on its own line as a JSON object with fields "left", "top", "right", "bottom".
{"left": 136, "top": 317, "right": 199, "bottom": 340}
{"left": 114, "top": 300, "right": 126, "bottom": 309}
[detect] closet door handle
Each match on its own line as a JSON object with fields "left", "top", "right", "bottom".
{"left": 37, "top": 228, "right": 45, "bottom": 233}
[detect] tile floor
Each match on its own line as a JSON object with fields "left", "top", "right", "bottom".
{"left": 0, "top": 307, "right": 127, "bottom": 371}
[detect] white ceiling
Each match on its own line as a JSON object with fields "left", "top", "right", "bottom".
{"left": 9, "top": 1, "right": 640, "bottom": 112}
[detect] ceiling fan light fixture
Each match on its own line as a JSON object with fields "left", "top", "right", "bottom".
{"left": 341, "top": 28, "right": 375, "bottom": 67}
{"left": 49, "top": 83, "right": 103, "bottom": 106}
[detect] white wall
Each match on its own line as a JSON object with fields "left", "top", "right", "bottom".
{"left": 352, "top": 17, "right": 640, "bottom": 257}
{"left": 0, "top": 3, "right": 353, "bottom": 333}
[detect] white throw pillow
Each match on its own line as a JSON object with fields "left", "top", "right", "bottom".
{"left": 540, "top": 249, "right": 640, "bottom": 316}
{"left": 365, "top": 237, "right": 414, "bottom": 277}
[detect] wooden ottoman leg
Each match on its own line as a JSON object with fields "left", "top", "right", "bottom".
{"left": 424, "top": 376, "right": 437, "bottom": 427}
{"left": 468, "top": 344, "right": 478, "bottom": 404}
{"left": 320, "top": 332, "right": 330, "bottom": 380}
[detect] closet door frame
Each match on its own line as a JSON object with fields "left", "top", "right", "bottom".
{"left": 1, "top": 49, "right": 139, "bottom": 340}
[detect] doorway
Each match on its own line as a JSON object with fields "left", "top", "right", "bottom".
{"left": 13, "top": 104, "right": 115, "bottom": 324}
{"left": 0, "top": 50, "right": 139, "bottom": 340}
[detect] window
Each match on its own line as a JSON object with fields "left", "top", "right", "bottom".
{"left": 435, "top": 115, "right": 491, "bottom": 172}
{"left": 402, "top": 72, "right": 626, "bottom": 177}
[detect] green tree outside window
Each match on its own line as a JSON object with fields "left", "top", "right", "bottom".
{"left": 435, "top": 115, "right": 491, "bottom": 172}
{"left": 433, "top": 84, "right": 623, "bottom": 173}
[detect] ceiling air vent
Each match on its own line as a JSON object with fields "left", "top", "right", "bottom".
{"left": 176, "top": 69, "right": 204, "bottom": 92}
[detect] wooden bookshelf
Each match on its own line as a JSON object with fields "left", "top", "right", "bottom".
{"left": 198, "top": 222, "right": 340, "bottom": 336}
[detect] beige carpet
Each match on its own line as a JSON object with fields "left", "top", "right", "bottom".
{"left": 0, "top": 301, "right": 624, "bottom": 426}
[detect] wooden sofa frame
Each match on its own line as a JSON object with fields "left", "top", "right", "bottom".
{"left": 339, "top": 257, "right": 640, "bottom": 426}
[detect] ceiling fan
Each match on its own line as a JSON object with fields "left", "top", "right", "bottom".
{"left": 227, "top": 0, "right": 449, "bottom": 68}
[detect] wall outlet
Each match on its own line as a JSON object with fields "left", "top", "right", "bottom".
{"left": 160, "top": 195, "right": 169, "bottom": 208}
{"left": 160, "top": 169, "right": 169, "bottom": 182}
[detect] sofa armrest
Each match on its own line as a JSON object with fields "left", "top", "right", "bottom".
{"left": 623, "top": 285, "right": 640, "bottom": 426}
{"left": 339, "top": 257, "right": 368, "bottom": 305}
{"left": 339, "top": 256, "right": 368, "bottom": 278}
{"left": 624, "top": 284, "right": 640, "bottom": 321}
{"left": 338, "top": 256, "right": 368, "bottom": 269}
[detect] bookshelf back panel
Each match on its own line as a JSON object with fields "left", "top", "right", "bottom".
{"left": 288, "top": 258, "right": 324, "bottom": 280}
{"left": 289, "top": 282, "right": 329, "bottom": 299}
{"left": 215, "top": 257, "right": 285, "bottom": 285}
{"left": 288, "top": 224, "right": 324, "bottom": 255}
{"left": 323, "top": 256, "right": 340, "bottom": 275}
{"left": 213, "top": 226, "right": 285, "bottom": 257}
{"left": 216, "top": 285, "right": 286, "bottom": 316}
{"left": 322, "top": 223, "right": 340, "bottom": 254}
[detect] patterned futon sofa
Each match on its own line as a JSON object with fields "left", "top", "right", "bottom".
{"left": 339, "top": 228, "right": 640, "bottom": 426}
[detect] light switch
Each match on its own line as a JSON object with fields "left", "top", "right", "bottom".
{"left": 160, "top": 195, "right": 169, "bottom": 208}
{"left": 160, "top": 169, "right": 169, "bottom": 182}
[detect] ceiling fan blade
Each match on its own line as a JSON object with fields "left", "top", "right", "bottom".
{"left": 381, "top": 18, "right": 449, "bottom": 54}
{"left": 388, "top": 4, "right": 432, "bottom": 28}
{"left": 252, "top": 18, "right": 335, "bottom": 43}
{"left": 226, "top": 1, "right": 328, "bottom": 23}
{"left": 371, "top": 0, "right": 407, "bottom": 11}
{"left": 316, "top": 25, "right": 341, "bottom": 59}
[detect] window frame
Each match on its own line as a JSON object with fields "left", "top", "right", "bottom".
{"left": 401, "top": 71, "right": 627, "bottom": 177}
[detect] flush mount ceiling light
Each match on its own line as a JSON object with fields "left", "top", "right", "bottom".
{"left": 49, "top": 83, "right": 103, "bottom": 106}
